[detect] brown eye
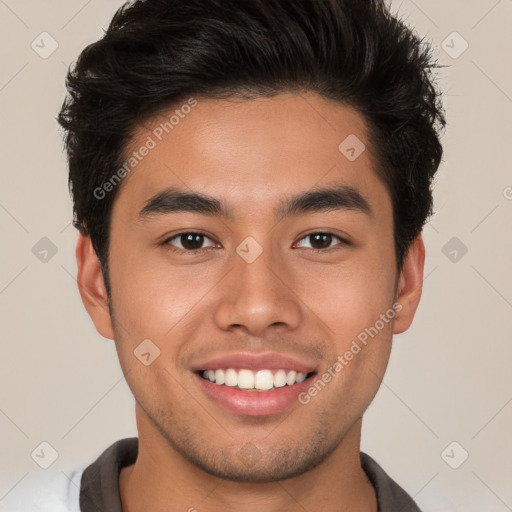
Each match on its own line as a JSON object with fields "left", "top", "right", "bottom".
{"left": 164, "top": 232, "right": 216, "bottom": 252}
{"left": 179, "top": 233, "right": 205, "bottom": 250}
{"left": 310, "top": 233, "right": 333, "bottom": 250}
{"left": 295, "top": 232, "right": 347, "bottom": 252}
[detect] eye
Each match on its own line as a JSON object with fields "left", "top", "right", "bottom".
{"left": 163, "top": 232, "right": 217, "bottom": 253}
{"left": 294, "top": 232, "right": 348, "bottom": 252}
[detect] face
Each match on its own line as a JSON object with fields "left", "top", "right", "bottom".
{"left": 78, "top": 91, "right": 424, "bottom": 482}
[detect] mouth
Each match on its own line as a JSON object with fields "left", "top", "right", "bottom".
{"left": 192, "top": 368, "right": 318, "bottom": 416}
{"left": 195, "top": 368, "right": 317, "bottom": 392}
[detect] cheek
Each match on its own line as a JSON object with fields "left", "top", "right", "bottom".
{"left": 292, "top": 252, "right": 396, "bottom": 336}
{"left": 109, "top": 246, "right": 210, "bottom": 336}
{"left": 108, "top": 258, "right": 201, "bottom": 403}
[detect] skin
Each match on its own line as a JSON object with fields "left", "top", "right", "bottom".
{"left": 76, "top": 91, "right": 424, "bottom": 512}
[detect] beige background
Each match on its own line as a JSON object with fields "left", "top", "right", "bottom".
{"left": 1, "top": 0, "right": 511, "bottom": 510}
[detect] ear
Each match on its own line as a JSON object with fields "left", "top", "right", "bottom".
{"left": 393, "top": 234, "right": 425, "bottom": 335}
{"left": 75, "top": 232, "right": 115, "bottom": 340}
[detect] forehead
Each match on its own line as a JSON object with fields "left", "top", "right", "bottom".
{"left": 114, "top": 91, "right": 390, "bottom": 219}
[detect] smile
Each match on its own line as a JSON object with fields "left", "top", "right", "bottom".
{"left": 194, "top": 369, "right": 317, "bottom": 416}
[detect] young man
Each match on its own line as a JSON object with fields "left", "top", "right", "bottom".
{"left": 55, "top": 0, "right": 445, "bottom": 510}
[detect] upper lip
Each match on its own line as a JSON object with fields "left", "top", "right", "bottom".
{"left": 191, "top": 352, "right": 317, "bottom": 374}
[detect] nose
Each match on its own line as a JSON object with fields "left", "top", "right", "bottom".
{"left": 213, "top": 242, "right": 302, "bottom": 337}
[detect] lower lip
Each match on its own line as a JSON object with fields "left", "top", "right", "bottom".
{"left": 193, "top": 372, "right": 315, "bottom": 416}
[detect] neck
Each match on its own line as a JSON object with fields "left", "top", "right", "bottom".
{"left": 119, "top": 405, "right": 377, "bottom": 512}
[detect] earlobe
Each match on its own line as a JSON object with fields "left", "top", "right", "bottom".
{"left": 393, "top": 234, "right": 425, "bottom": 335}
{"left": 75, "top": 232, "right": 115, "bottom": 340}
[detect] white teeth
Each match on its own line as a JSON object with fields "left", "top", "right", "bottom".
{"left": 296, "top": 372, "right": 307, "bottom": 383}
{"left": 273, "top": 369, "right": 287, "bottom": 388}
{"left": 254, "top": 370, "right": 274, "bottom": 390}
{"left": 225, "top": 368, "right": 238, "bottom": 387}
{"left": 214, "top": 369, "right": 225, "bottom": 385}
{"left": 285, "top": 371, "right": 297, "bottom": 386}
{"left": 237, "top": 369, "right": 254, "bottom": 389}
{"left": 200, "top": 368, "right": 311, "bottom": 390}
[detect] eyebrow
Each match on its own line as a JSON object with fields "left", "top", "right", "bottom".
{"left": 138, "top": 184, "right": 372, "bottom": 221}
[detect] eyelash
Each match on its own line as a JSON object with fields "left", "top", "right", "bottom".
{"left": 161, "top": 231, "right": 349, "bottom": 254}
